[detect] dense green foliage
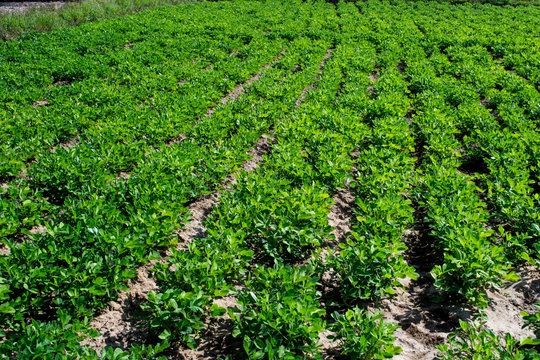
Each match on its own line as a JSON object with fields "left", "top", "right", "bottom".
{"left": 0, "top": 0, "right": 198, "bottom": 41}
{"left": 1, "top": 0, "right": 540, "bottom": 358}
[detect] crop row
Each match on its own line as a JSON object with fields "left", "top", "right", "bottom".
{"left": 1, "top": 1, "right": 341, "bottom": 357}
{"left": 0, "top": 0, "right": 326, "bottom": 178}
{"left": 137, "top": 2, "right": 420, "bottom": 358}
{"left": 2, "top": 0, "right": 540, "bottom": 358}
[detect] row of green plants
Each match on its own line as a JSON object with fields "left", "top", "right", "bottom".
{"left": 394, "top": 0, "right": 540, "bottom": 266}
{"left": 402, "top": 0, "right": 540, "bottom": 90}
{"left": 0, "top": 1, "right": 344, "bottom": 357}
{"left": 327, "top": 19, "right": 418, "bottom": 303}
{"left": 361, "top": 0, "right": 536, "bottom": 307}
{"left": 403, "top": 31, "right": 514, "bottom": 307}
{"left": 144, "top": 30, "right": 334, "bottom": 355}
{"left": 436, "top": 44, "right": 540, "bottom": 264}
{"left": 0, "top": 0, "right": 309, "bottom": 178}
{"left": 138, "top": 3, "right": 408, "bottom": 358}
{"left": 2, "top": 0, "right": 540, "bottom": 358}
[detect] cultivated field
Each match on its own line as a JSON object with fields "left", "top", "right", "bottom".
{"left": 1, "top": 0, "right": 540, "bottom": 359}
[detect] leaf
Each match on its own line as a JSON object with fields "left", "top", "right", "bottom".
{"left": 211, "top": 304, "right": 226, "bottom": 317}
{"left": 520, "top": 337, "right": 540, "bottom": 346}
{"left": 158, "top": 329, "right": 172, "bottom": 341}
{"left": 0, "top": 303, "right": 15, "bottom": 314}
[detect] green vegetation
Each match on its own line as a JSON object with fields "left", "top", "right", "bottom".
{"left": 1, "top": 0, "right": 540, "bottom": 358}
{"left": 0, "top": 0, "right": 196, "bottom": 41}
{"left": 437, "top": 315, "right": 540, "bottom": 359}
{"left": 329, "top": 308, "right": 402, "bottom": 360}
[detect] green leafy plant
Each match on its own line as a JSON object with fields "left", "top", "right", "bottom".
{"left": 229, "top": 264, "right": 325, "bottom": 359}
{"left": 0, "top": 310, "right": 98, "bottom": 359}
{"left": 437, "top": 320, "right": 539, "bottom": 359}
{"left": 329, "top": 307, "right": 402, "bottom": 360}
{"left": 140, "top": 289, "right": 225, "bottom": 349}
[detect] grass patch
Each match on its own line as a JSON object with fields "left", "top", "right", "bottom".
{"left": 0, "top": 0, "right": 198, "bottom": 41}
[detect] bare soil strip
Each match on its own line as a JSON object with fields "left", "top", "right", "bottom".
{"left": 486, "top": 50, "right": 539, "bottom": 91}
{"left": 411, "top": 20, "right": 426, "bottom": 35}
{"left": 165, "top": 49, "right": 286, "bottom": 147}
{"left": 48, "top": 135, "right": 80, "bottom": 153}
{"left": 0, "top": 244, "right": 10, "bottom": 256}
{"left": 367, "top": 67, "right": 380, "bottom": 95}
{"left": 327, "top": 187, "right": 355, "bottom": 247}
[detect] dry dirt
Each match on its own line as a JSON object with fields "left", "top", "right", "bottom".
{"left": 0, "top": 1, "right": 66, "bottom": 15}
{"left": 376, "top": 266, "right": 540, "bottom": 360}
{"left": 205, "top": 49, "right": 286, "bottom": 117}
{"left": 49, "top": 135, "right": 80, "bottom": 152}
{"left": 367, "top": 67, "right": 380, "bottom": 95}
{"left": 0, "top": 244, "right": 10, "bottom": 256}
{"left": 327, "top": 187, "right": 355, "bottom": 246}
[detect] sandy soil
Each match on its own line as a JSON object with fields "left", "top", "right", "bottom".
{"left": 328, "top": 187, "right": 355, "bottom": 246}
{"left": 0, "top": 244, "right": 10, "bottom": 256}
{"left": 0, "top": 2, "right": 66, "bottom": 15}
{"left": 376, "top": 266, "right": 540, "bottom": 360}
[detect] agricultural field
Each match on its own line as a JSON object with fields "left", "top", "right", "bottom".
{"left": 1, "top": 0, "right": 540, "bottom": 359}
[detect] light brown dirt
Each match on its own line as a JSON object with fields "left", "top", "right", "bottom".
{"left": 32, "top": 99, "right": 50, "bottom": 107}
{"left": 367, "top": 67, "right": 380, "bottom": 95}
{"left": 165, "top": 134, "right": 186, "bottom": 146}
{"left": 173, "top": 194, "right": 218, "bottom": 247}
{"left": 49, "top": 135, "right": 80, "bottom": 153}
{"left": 0, "top": 244, "right": 10, "bottom": 256}
{"left": 485, "top": 266, "right": 540, "bottom": 339}
{"left": 115, "top": 172, "right": 130, "bottom": 180}
{"left": 235, "top": 134, "right": 273, "bottom": 175}
{"left": 81, "top": 262, "right": 159, "bottom": 351}
{"left": 29, "top": 224, "right": 47, "bottom": 235}
{"left": 319, "top": 329, "right": 341, "bottom": 359}
{"left": 327, "top": 187, "right": 355, "bottom": 246}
